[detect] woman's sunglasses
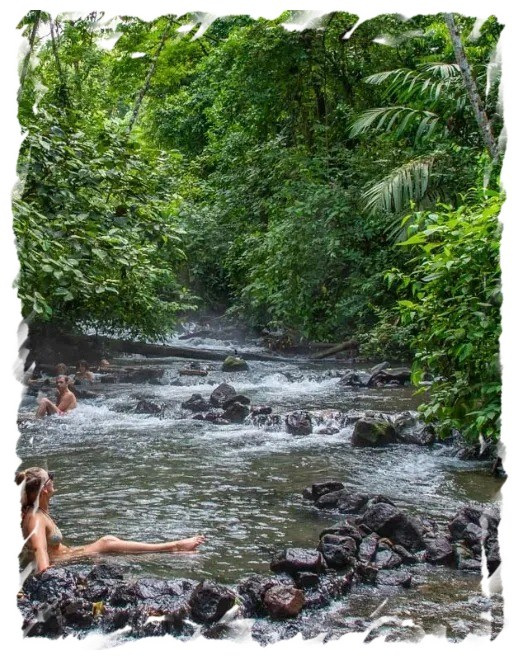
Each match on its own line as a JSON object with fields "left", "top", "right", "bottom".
{"left": 45, "top": 471, "right": 55, "bottom": 485}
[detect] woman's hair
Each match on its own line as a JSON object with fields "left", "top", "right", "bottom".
{"left": 15, "top": 467, "right": 49, "bottom": 513}
{"left": 55, "top": 363, "right": 68, "bottom": 375}
{"left": 77, "top": 359, "right": 89, "bottom": 370}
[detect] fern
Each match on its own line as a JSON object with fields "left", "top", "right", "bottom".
{"left": 349, "top": 106, "right": 441, "bottom": 143}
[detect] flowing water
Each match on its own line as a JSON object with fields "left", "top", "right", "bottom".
{"left": 16, "top": 336, "right": 504, "bottom": 640}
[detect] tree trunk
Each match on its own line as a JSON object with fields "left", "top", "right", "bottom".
{"left": 312, "top": 339, "right": 359, "bottom": 359}
{"left": 444, "top": 13, "right": 499, "bottom": 161}
{"left": 127, "top": 17, "right": 175, "bottom": 133}
{"left": 49, "top": 18, "right": 70, "bottom": 109}
{"left": 19, "top": 11, "right": 42, "bottom": 94}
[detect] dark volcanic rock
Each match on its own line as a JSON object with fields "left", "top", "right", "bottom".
{"left": 358, "top": 533, "right": 379, "bottom": 563}
{"left": 209, "top": 383, "right": 236, "bottom": 408}
{"left": 222, "top": 401, "right": 249, "bottom": 423}
{"left": 311, "top": 481, "right": 345, "bottom": 500}
{"left": 23, "top": 567, "right": 77, "bottom": 602}
{"left": 237, "top": 576, "right": 280, "bottom": 616}
{"left": 189, "top": 581, "right": 236, "bottom": 624}
{"left": 392, "top": 411, "right": 436, "bottom": 446}
{"left": 119, "top": 367, "right": 165, "bottom": 384}
{"left": 351, "top": 418, "right": 397, "bottom": 447}
{"left": 270, "top": 548, "right": 325, "bottom": 576}
{"left": 373, "top": 547, "right": 402, "bottom": 570}
{"left": 61, "top": 597, "right": 95, "bottom": 629}
{"left": 361, "top": 503, "right": 425, "bottom": 551}
{"left": 294, "top": 572, "right": 320, "bottom": 589}
{"left": 425, "top": 536, "right": 454, "bottom": 565}
{"left": 285, "top": 411, "right": 313, "bottom": 436}
{"left": 263, "top": 585, "right": 304, "bottom": 619}
{"left": 339, "top": 370, "right": 373, "bottom": 387}
{"left": 448, "top": 507, "right": 483, "bottom": 541}
{"left": 181, "top": 394, "right": 211, "bottom": 413}
{"left": 319, "top": 541, "right": 357, "bottom": 570}
{"left": 134, "top": 400, "right": 162, "bottom": 415}
{"left": 376, "top": 570, "right": 412, "bottom": 588}
{"left": 222, "top": 394, "right": 251, "bottom": 408}
{"left": 250, "top": 405, "right": 273, "bottom": 416}
{"left": 319, "top": 522, "right": 362, "bottom": 544}
{"left": 315, "top": 489, "right": 368, "bottom": 513}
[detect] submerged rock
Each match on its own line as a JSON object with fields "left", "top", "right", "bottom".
{"left": 134, "top": 400, "right": 162, "bottom": 415}
{"left": 181, "top": 393, "right": 211, "bottom": 413}
{"left": 222, "top": 401, "right": 250, "bottom": 423}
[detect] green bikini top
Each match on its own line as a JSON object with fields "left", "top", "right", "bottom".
{"left": 40, "top": 509, "right": 63, "bottom": 547}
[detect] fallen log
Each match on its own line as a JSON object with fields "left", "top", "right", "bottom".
{"left": 312, "top": 340, "right": 359, "bottom": 359}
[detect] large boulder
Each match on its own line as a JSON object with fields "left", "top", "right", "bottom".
{"left": 189, "top": 581, "right": 236, "bottom": 624}
{"left": 358, "top": 533, "right": 379, "bottom": 563}
{"left": 222, "top": 401, "right": 250, "bottom": 423}
{"left": 237, "top": 576, "right": 280, "bottom": 616}
{"left": 424, "top": 536, "right": 454, "bottom": 565}
{"left": 222, "top": 394, "right": 251, "bottom": 408}
{"left": 372, "top": 367, "right": 412, "bottom": 386}
{"left": 315, "top": 489, "right": 368, "bottom": 513}
{"left": 318, "top": 536, "right": 357, "bottom": 569}
{"left": 448, "top": 507, "right": 483, "bottom": 542}
{"left": 339, "top": 370, "right": 373, "bottom": 388}
{"left": 285, "top": 411, "right": 313, "bottom": 436}
{"left": 23, "top": 567, "right": 77, "bottom": 602}
{"left": 319, "top": 522, "right": 362, "bottom": 544}
{"left": 392, "top": 411, "right": 436, "bottom": 446}
{"left": 263, "top": 585, "right": 304, "bottom": 619}
{"left": 209, "top": 383, "right": 236, "bottom": 408}
{"left": 361, "top": 503, "right": 425, "bottom": 551}
{"left": 222, "top": 356, "right": 249, "bottom": 372}
{"left": 311, "top": 481, "right": 345, "bottom": 501}
{"left": 270, "top": 548, "right": 325, "bottom": 576}
{"left": 351, "top": 418, "right": 397, "bottom": 447}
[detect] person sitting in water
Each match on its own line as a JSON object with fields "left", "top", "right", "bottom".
{"left": 98, "top": 358, "right": 111, "bottom": 372}
{"left": 55, "top": 362, "right": 69, "bottom": 376}
{"left": 35, "top": 375, "right": 77, "bottom": 418}
{"left": 75, "top": 359, "right": 95, "bottom": 385}
{"left": 16, "top": 467, "right": 206, "bottom": 573}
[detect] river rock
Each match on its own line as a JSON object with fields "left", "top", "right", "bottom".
{"left": 339, "top": 370, "right": 373, "bottom": 387}
{"left": 370, "top": 361, "right": 391, "bottom": 375}
{"left": 285, "top": 411, "right": 313, "bottom": 436}
{"left": 237, "top": 576, "right": 280, "bottom": 615}
{"left": 392, "top": 411, "right": 436, "bottom": 446}
{"left": 448, "top": 506, "right": 483, "bottom": 541}
{"left": 351, "top": 417, "right": 397, "bottom": 447}
{"left": 209, "top": 383, "right": 236, "bottom": 407}
{"left": 134, "top": 400, "right": 162, "bottom": 415}
{"left": 222, "top": 356, "right": 249, "bottom": 372}
{"left": 373, "top": 546, "right": 402, "bottom": 570}
{"left": 319, "top": 522, "right": 362, "bottom": 544}
{"left": 270, "top": 548, "right": 325, "bottom": 575}
{"left": 250, "top": 405, "right": 273, "bottom": 416}
{"left": 294, "top": 572, "right": 320, "bottom": 589}
{"left": 311, "top": 481, "right": 345, "bottom": 500}
{"left": 318, "top": 537, "right": 357, "bottom": 569}
{"left": 361, "top": 503, "right": 425, "bottom": 551}
{"left": 315, "top": 489, "right": 369, "bottom": 513}
{"left": 222, "top": 401, "right": 250, "bottom": 423}
{"left": 393, "top": 544, "right": 418, "bottom": 564}
{"left": 119, "top": 367, "right": 165, "bottom": 383}
{"left": 358, "top": 533, "right": 379, "bottom": 562}
{"left": 189, "top": 581, "right": 236, "bottom": 624}
{"left": 222, "top": 394, "right": 251, "bottom": 408}
{"left": 355, "top": 563, "right": 378, "bottom": 584}
{"left": 23, "top": 567, "right": 78, "bottom": 602}
{"left": 181, "top": 394, "right": 211, "bottom": 412}
{"left": 376, "top": 570, "right": 412, "bottom": 588}
{"left": 425, "top": 536, "right": 454, "bottom": 565}
{"left": 372, "top": 367, "right": 412, "bottom": 386}
{"left": 263, "top": 585, "right": 304, "bottom": 619}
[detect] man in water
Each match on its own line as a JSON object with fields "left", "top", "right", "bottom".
{"left": 36, "top": 375, "right": 77, "bottom": 418}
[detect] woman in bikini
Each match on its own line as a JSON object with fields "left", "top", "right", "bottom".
{"left": 36, "top": 375, "right": 77, "bottom": 418}
{"left": 17, "top": 467, "right": 206, "bottom": 573}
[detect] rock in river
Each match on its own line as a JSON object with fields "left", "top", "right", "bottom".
{"left": 285, "top": 410, "right": 313, "bottom": 436}
{"left": 361, "top": 503, "right": 425, "bottom": 551}
{"left": 263, "top": 585, "right": 304, "bottom": 619}
{"left": 209, "top": 383, "right": 236, "bottom": 407}
{"left": 271, "top": 548, "right": 325, "bottom": 575}
{"left": 222, "top": 355, "right": 249, "bottom": 372}
{"left": 189, "top": 581, "right": 236, "bottom": 624}
{"left": 351, "top": 417, "right": 397, "bottom": 447}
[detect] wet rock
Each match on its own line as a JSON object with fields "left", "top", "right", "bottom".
{"left": 317, "top": 427, "right": 340, "bottom": 435}
{"left": 358, "top": 533, "right": 379, "bottom": 563}
{"left": 371, "top": 361, "right": 391, "bottom": 376}
{"left": 361, "top": 503, "right": 425, "bottom": 551}
{"left": 134, "top": 400, "right": 162, "bottom": 415}
{"left": 109, "top": 581, "right": 139, "bottom": 607}
{"left": 319, "top": 542, "right": 357, "bottom": 570}
{"left": 392, "top": 411, "right": 436, "bottom": 446}
{"left": 373, "top": 547, "right": 402, "bottom": 570}
{"left": 263, "top": 585, "right": 304, "bottom": 619}
{"left": 355, "top": 563, "right": 378, "bottom": 584}
{"left": 222, "top": 394, "right": 251, "bottom": 408}
{"left": 315, "top": 489, "right": 368, "bottom": 513}
{"left": 285, "top": 410, "right": 313, "bottom": 436}
{"left": 425, "top": 536, "right": 454, "bottom": 565}
{"left": 181, "top": 394, "right": 211, "bottom": 413}
{"left": 179, "top": 369, "right": 208, "bottom": 377}
{"left": 119, "top": 367, "right": 165, "bottom": 384}
{"left": 302, "top": 486, "right": 313, "bottom": 500}
{"left": 61, "top": 597, "right": 95, "bottom": 628}
{"left": 294, "top": 572, "right": 319, "bottom": 589}
{"left": 393, "top": 544, "right": 418, "bottom": 564}
{"left": 86, "top": 563, "right": 125, "bottom": 582}
{"left": 270, "top": 548, "right": 325, "bottom": 576}
{"left": 373, "top": 367, "right": 412, "bottom": 386}
{"left": 448, "top": 506, "right": 483, "bottom": 542}
{"left": 339, "top": 370, "right": 373, "bottom": 387}
{"left": 222, "top": 356, "right": 249, "bottom": 372}
{"left": 192, "top": 411, "right": 230, "bottom": 425}
{"left": 250, "top": 405, "right": 272, "bottom": 416}
{"left": 453, "top": 540, "right": 475, "bottom": 568}
{"left": 237, "top": 576, "right": 280, "bottom": 616}
{"left": 23, "top": 567, "right": 78, "bottom": 602}
{"left": 319, "top": 522, "right": 362, "bottom": 544}
{"left": 351, "top": 417, "right": 397, "bottom": 447}
{"left": 222, "top": 401, "right": 249, "bottom": 423}
{"left": 209, "top": 383, "right": 236, "bottom": 408}
{"left": 24, "top": 599, "right": 65, "bottom": 638}
{"left": 189, "top": 581, "right": 236, "bottom": 624}
{"left": 311, "top": 481, "right": 345, "bottom": 500}
{"left": 376, "top": 570, "right": 412, "bottom": 588}
{"left": 485, "top": 537, "right": 501, "bottom": 575}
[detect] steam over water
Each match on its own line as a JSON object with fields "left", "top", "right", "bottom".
{"left": 17, "top": 343, "right": 502, "bottom": 639}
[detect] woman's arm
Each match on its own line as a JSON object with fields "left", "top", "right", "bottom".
{"left": 25, "top": 515, "right": 50, "bottom": 573}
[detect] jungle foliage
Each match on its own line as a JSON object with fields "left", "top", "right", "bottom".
{"left": 15, "top": 10, "right": 503, "bottom": 441}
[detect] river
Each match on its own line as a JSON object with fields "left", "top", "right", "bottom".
{"left": 16, "top": 335, "right": 503, "bottom": 641}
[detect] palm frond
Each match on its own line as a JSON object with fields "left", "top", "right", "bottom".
{"left": 418, "top": 62, "right": 460, "bottom": 78}
{"left": 362, "top": 155, "right": 436, "bottom": 216}
{"left": 348, "top": 106, "right": 441, "bottom": 143}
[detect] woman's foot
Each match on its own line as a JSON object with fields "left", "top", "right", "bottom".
{"left": 171, "top": 535, "right": 206, "bottom": 552}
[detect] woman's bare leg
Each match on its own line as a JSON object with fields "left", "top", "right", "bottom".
{"left": 79, "top": 534, "right": 206, "bottom": 556}
{"left": 36, "top": 398, "right": 59, "bottom": 418}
